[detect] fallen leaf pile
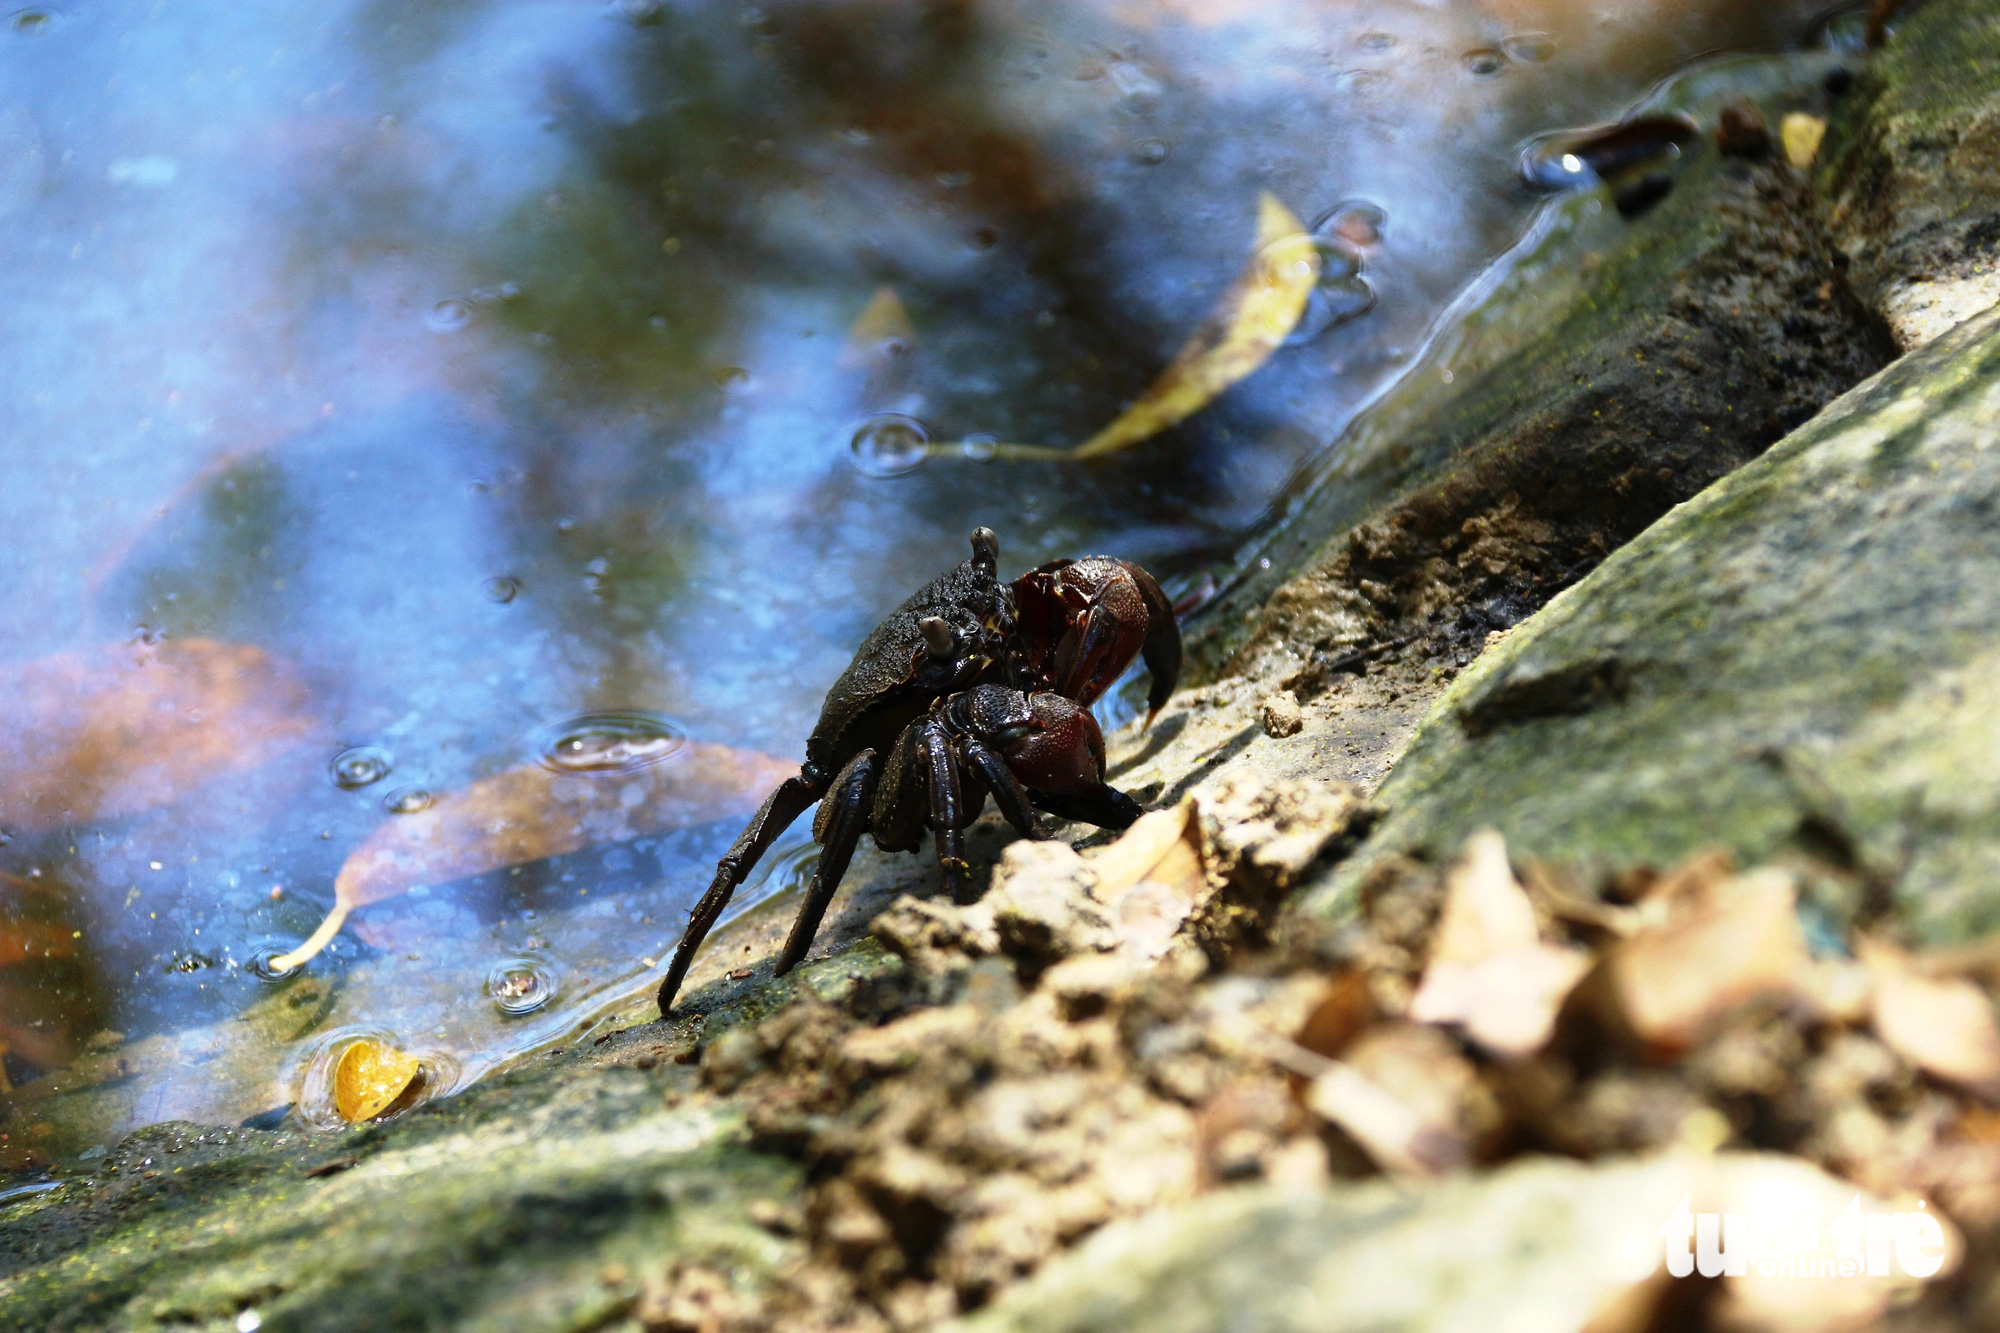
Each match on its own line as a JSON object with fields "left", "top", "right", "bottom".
{"left": 614, "top": 772, "right": 2000, "bottom": 1333}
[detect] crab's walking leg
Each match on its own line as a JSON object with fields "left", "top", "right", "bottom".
{"left": 1029, "top": 784, "right": 1144, "bottom": 831}
{"left": 962, "top": 738, "right": 1048, "bottom": 842}
{"left": 775, "top": 750, "right": 879, "bottom": 977}
{"left": 658, "top": 770, "right": 823, "bottom": 1015}
{"left": 920, "top": 721, "right": 977, "bottom": 903}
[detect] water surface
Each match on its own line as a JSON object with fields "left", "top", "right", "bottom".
{"left": 0, "top": 0, "right": 1844, "bottom": 1148}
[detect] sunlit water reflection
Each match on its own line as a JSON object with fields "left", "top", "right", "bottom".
{"left": 0, "top": 0, "right": 1848, "bottom": 1152}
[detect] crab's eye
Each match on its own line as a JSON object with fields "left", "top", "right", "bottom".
{"left": 917, "top": 616, "right": 956, "bottom": 658}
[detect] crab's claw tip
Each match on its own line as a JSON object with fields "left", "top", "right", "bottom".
{"left": 1144, "top": 706, "right": 1161, "bottom": 731}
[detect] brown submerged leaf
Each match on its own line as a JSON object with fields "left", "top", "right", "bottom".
{"left": 0, "top": 639, "right": 318, "bottom": 832}
{"left": 0, "top": 920, "right": 75, "bottom": 969}
{"left": 269, "top": 741, "right": 796, "bottom": 971}
{"left": 334, "top": 1039, "right": 421, "bottom": 1122}
{"left": 969, "top": 193, "right": 1318, "bottom": 461}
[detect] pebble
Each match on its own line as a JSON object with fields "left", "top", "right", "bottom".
{"left": 1260, "top": 691, "right": 1305, "bottom": 738}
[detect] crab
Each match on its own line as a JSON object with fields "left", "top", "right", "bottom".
{"left": 657, "top": 527, "right": 1180, "bottom": 1015}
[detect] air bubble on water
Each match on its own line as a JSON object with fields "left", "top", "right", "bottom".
{"left": 1286, "top": 272, "right": 1377, "bottom": 346}
{"left": 959, "top": 433, "right": 999, "bottom": 463}
{"left": 1356, "top": 31, "right": 1394, "bottom": 53}
{"left": 1131, "top": 139, "right": 1169, "bottom": 166}
{"left": 383, "top": 787, "right": 434, "bottom": 816}
{"left": 427, "top": 299, "right": 473, "bottom": 331}
{"left": 1501, "top": 32, "right": 1556, "bottom": 63}
{"left": 1313, "top": 199, "right": 1385, "bottom": 249}
{"left": 10, "top": 9, "right": 53, "bottom": 35}
{"left": 1464, "top": 49, "right": 1505, "bottom": 76}
{"left": 329, "top": 746, "right": 393, "bottom": 790}
{"left": 1331, "top": 69, "right": 1386, "bottom": 96}
{"left": 483, "top": 575, "right": 521, "bottom": 604}
{"left": 245, "top": 945, "right": 298, "bottom": 982}
{"left": 847, "top": 413, "right": 931, "bottom": 478}
{"left": 536, "top": 712, "right": 686, "bottom": 774}
{"left": 487, "top": 956, "right": 557, "bottom": 1016}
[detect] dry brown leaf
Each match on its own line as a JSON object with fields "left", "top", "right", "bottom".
{"left": 1086, "top": 800, "right": 1204, "bottom": 900}
{"left": 1591, "top": 867, "right": 1812, "bottom": 1055}
{"left": 0, "top": 639, "right": 318, "bottom": 832}
{"left": 1860, "top": 938, "right": 2000, "bottom": 1100}
{"left": 1078, "top": 800, "right": 1207, "bottom": 959}
{"left": 333, "top": 1038, "right": 421, "bottom": 1122}
{"left": 1409, "top": 830, "right": 1592, "bottom": 1058}
{"left": 269, "top": 741, "right": 796, "bottom": 971}
{"left": 1303, "top": 1054, "right": 1466, "bottom": 1180}
{"left": 972, "top": 193, "right": 1317, "bottom": 461}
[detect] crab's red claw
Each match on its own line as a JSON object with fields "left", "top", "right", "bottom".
{"left": 1119, "top": 559, "right": 1182, "bottom": 726}
{"left": 1013, "top": 556, "right": 1183, "bottom": 721}
{"left": 1003, "top": 692, "right": 1109, "bottom": 793}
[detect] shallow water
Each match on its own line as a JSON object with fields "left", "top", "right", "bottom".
{"left": 0, "top": 0, "right": 1847, "bottom": 1147}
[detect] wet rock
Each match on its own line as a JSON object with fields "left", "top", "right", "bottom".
{"left": 961, "top": 1153, "right": 1958, "bottom": 1333}
{"left": 1320, "top": 305, "right": 2000, "bottom": 947}
{"left": 1817, "top": 0, "right": 2000, "bottom": 346}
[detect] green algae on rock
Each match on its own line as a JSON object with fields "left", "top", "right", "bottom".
{"left": 1312, "top": 304, "right": 2000, "bottom": 946}
{"left": 1815, "top": 0, "right": 2000, "bottom": 347}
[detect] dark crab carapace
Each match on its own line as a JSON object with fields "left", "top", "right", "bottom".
{"left": 656, "top": 528, "right": 1179, "bottom": 1015}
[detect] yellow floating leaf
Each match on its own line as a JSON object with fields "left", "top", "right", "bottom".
{"left": 971, "top": 193, "right": 1318, "bottom": 461}
{"left": 269, "top": 741, "right": 795, "bottom": 971}
{"left": 1860, "top": 938, "right": 2000, "bottom": 1098}
{"left": 0, "top": 639, "right": 318, "bottom": 832}
{"left": 333, "top": 1038, "right": 421, "bottom": 1123}
{"left": 842, "top": 285, "right": 915, "bottom": 368}
{"left": 1782, "top": 112, "right": 1827, "bottom": 168}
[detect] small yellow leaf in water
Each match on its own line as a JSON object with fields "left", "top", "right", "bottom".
{"left": 971, "top": 193, "right": 1318, "bottom": 461}
{"left": 845, "top": 285, "right": 914, "bottom": 354}
{"left": 1782, "top": 112, "right": 1827, "bottom": 168}
{"left": 334, "top": 1039, "right": 421, "bottom": 1123}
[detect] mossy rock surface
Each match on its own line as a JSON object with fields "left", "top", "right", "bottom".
{"left": 0, "top": 943, "right": 903, "bottom": 1333}
{"left": 1315, "top": 303, "right": 2000, "bottom": 944}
